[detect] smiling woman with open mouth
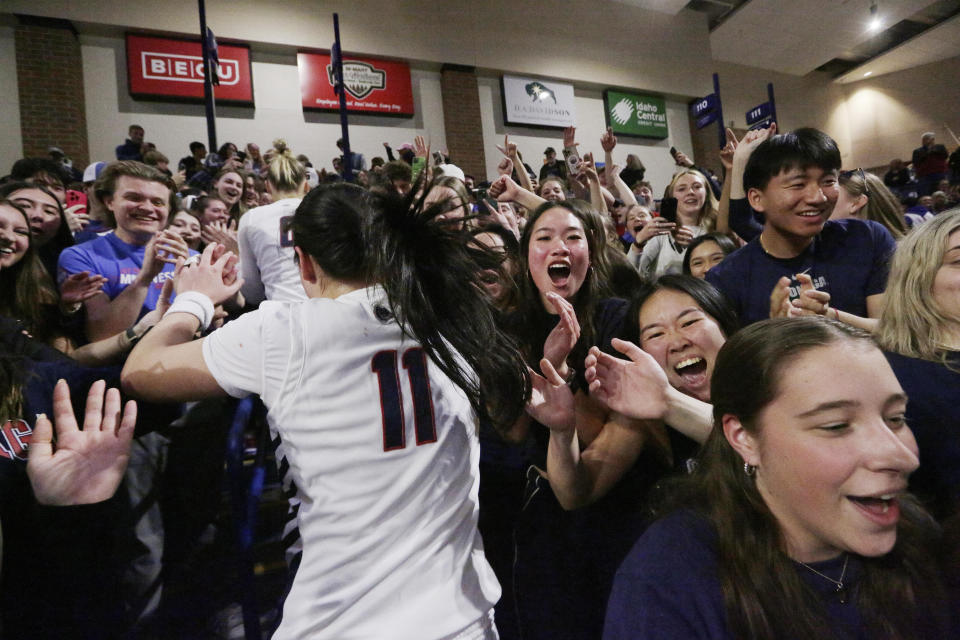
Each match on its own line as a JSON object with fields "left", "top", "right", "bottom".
{"left": 505, "top": 199, "right": 690, "bottom": 640}
{"left": 603, "top": 317, "right": 952, "bottom": 640}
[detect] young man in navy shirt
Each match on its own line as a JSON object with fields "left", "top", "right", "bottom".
{"left": 707, "top": 128, "right": 894, "bottom": 329}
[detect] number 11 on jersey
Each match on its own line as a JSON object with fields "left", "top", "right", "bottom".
{"left": 371, "top": 348, "right": 438, "bottom": 451}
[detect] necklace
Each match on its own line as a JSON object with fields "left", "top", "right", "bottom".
{"left": 796, "top": 554, "right": 850, "bottom": 604}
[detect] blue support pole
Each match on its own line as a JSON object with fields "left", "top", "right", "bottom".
{"left": 198, "top": 0, "right": 217, "bottom": 153}
{"left": 714, "top": 73, "right": 725, "bottom": 148}
{"left": 767, "top": 82, "right": 777, "bottom": 129}
{"left": 333, "top": 14, "right": 354, "bottom": 183}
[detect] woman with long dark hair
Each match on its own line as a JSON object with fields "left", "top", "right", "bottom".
{"left": 0, "top": 181, "right": 74, "bottom": 278}
{"left": 507, "top": 198, "right": 668, "bottom": 640}
{"left": 121, "top": 182, "right": 528, "bottom": 639}
{"left": 604, "top": 317, "right": 952, "bottom": 639}
{"left": 0, "top": 198, "right": 107, "bottom": 352}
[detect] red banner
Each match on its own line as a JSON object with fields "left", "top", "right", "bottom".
{"left": 126, "top": 34, "right": 253, "bottom": 104}
{"left": 298, "top": 52, "right": 414, "bottom": 117}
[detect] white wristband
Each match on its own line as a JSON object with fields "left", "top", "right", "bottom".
{"left": 164, "top": 291, "right": 215, "bottom": 330}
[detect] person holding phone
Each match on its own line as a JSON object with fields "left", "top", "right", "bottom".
{"left": 637, "top": 169, "right": 719, "bottom": 279}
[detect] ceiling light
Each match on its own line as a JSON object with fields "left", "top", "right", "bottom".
{"left": 869, "top": 1, "right": 881, "bottom": 31}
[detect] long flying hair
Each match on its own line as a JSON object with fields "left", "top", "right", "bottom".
{"left": 289, "top": 181, "right": 529, "bottom": 430}
{"left": 371, "top": 183, "right": 530, "bottom": 430}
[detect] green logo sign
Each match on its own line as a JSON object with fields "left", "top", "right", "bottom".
{"left": 604, "top": 90, "right": 668, "bottom": 139}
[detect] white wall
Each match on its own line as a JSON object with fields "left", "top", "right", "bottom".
{"left": 837, "top": 56, "right": 960, "bottom": 170}
{"left": 478, "top": 76, "right": 693, "bottom": 189}
{"left": 3, "top": 0, "right": 714, "bottom": 97}
{"left": 0, "top": 26, "right": 23, "bottom": 170}
{"left": 80, "top": 35, "right": 445, "bottom": 172}
{"left": 3, "top": 1, "right": 714, "bottom": 175}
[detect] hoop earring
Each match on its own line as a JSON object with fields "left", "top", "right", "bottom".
{"left": 744, "top": 462, "right": 756, "bottom": 477}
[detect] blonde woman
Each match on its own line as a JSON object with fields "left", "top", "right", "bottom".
{"left": 237, "top": 138, "right": 309, "bottom": 305}
{"left": 638, "top": 169, "right": 719, "bottom": 279}
{"left": 832, "top": 168, "right": 909, "bottom": 240}
{"left": 877, "top": 208, "right": 960, "bottom": 520}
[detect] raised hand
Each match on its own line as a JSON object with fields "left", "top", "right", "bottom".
{"left": 769, "top": 272, "right": 831, "bottom": 319}
{"left": 543, "top": 292, "right": 581, "bottom": 377}
{"left": 769, "top": 276, "right": 794, "bottom": 318}
{"left": 27, "top": 379, "right": 137, "bottom": 506}
{"left": 634, "top": 217, "right": 674, "bottom": 246}
{"left": 719, "top": 128, "right": 739, "bottom": 171}
{"left": 497, "top": 134, "right": 520, "bottom": 160}
{"left": 790, "top": 272, "right": 832, "bottom": 317}
{"left": 490, "top": 175, "right": 521, "bottom": 202}
{"left": 174, "top": 242, "right": 244, "bottom": 305}
{"left": 674, "top": 225, "right": 696, "bottom": 248}
{"left": 732, "top": 123, "right": 776, "bottom": 167}
{"left": 563, "top": 126, "right": 577, "bottom": 150}
{"left": 600, "top": 127, "right": 617, "bottom": 153}
{"left": 496, "top": 155, "right": 515, "bottom": 177}
{"left": 674, "top": 150, "right": 694, "bottom": 168}
{"left": 584, "top": 339, "right": 670, "bottom": 420}
{"left": 60, "top": 271, "right": 108, "bottom": 305}
{"left": 201, "top": 219, "right": 239, "bottom": 255}
{"left": 173, "top": 169, "right": 187, "bottom": 189}
{"left": 414, "top": 135, "right": 429, "bottom": 159}
{"left": 64, "top": 203, "right": 89, "bottom": 233}
{"left": 140, "top": 230, "right": 188, "bottom": 281}
{"left": 526, "top": 359, "right": 576, "bottom": 432}
{"left": 483, "top": 200, "right": 521, "bottom": 239}
{"left": 578, "top": 153, "right": 599, "bottom": 182}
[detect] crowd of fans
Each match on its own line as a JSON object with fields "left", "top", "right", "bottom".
{"left": 1, "top": 117, "right": 959, "bottom": 640}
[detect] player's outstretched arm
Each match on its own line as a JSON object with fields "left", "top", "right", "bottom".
{"left": 121, "top": 243, "right": 239, "bottom": 403}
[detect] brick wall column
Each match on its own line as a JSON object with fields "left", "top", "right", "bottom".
{"left": 440, "top": 64, "right": 486, "bottom": 181}
{"left": 15, "top": 16, "right": 89, "bottom": 168}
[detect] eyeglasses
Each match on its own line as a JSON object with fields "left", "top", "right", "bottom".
{"left": 840, "top": 168, "right": 870, "bottom": 198}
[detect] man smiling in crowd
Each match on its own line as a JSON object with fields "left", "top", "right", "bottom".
{"left": 58, "top": 161, "right": 190, "bottom": 342}
{"left": 707, "top": 128, "right": 895, "bottom": 330}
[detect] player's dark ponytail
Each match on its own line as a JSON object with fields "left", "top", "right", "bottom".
{"left": 368, "top": 185, "right": 530, "bottom": 430}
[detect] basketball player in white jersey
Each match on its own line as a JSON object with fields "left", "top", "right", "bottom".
{"left": 121, "top": 183, "right": 529, "bottom": 639}
{"left": 237, "top": 139, "right": 309, "bottom": 305}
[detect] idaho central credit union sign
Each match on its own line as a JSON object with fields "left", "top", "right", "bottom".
{"left": 297, "top": 52, "right": 414, "bottom": 117}
{"left": 126, "top": 34, "right": 254, "bottom": 104}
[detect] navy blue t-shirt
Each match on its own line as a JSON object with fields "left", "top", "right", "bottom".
{"left": 604, "top": 510, "right": 868, "bottom": 640}
{"left": 884, "top": 350, "right": 960, "bottom": 520}
{"left": 706, "top": 218, "right": 895, "bottom": 326}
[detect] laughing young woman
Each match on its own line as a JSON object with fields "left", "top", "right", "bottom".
{"left": 603, "top": 318, "right": 953, "bottom": 640}
{"left": 638, "top": 169, "right": 718, "bottom": 279}
{"left": 507, "top": 199, "right": 673, "bottom": 640}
